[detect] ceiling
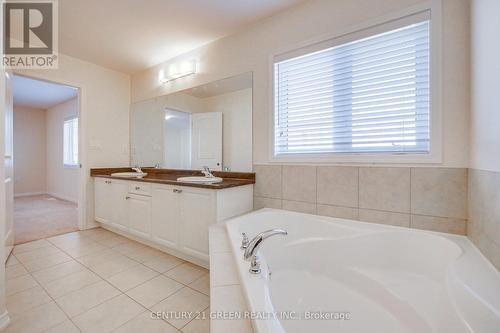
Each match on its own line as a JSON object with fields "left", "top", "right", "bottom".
{"left": 13, "top": 75, "right": 78, "bottom": 109}
{"left": 58, "top": 0, "right": 306, "bottom": 74}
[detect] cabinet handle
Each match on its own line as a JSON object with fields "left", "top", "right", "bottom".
{"left": 173, "top": 189, "right": 183, "bottom": 193}
{"left": 125, "top": 196, "right": 131, "bottom": 200}
{"left": 135, "top": 186, "right": 140, "bottom": 190}
{"left": 105, "top": 180, "right": 112, "bottom": 184}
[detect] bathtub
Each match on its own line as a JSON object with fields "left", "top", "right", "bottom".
{"left": 225, "top": 208, "right": 500, "bottom": 333}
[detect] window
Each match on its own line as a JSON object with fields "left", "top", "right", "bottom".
{"left": 274, "top": 14, "right": 431, "bottom": 156}
{"left": 63, "top": 117, "right": 79, "bottom": 167}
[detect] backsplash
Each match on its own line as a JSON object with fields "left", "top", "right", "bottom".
{"left": 468, "top": 169, "right": 500, "bottom": 270}
{"left": 253, "top": 165, "right": 468, "bottom": 235}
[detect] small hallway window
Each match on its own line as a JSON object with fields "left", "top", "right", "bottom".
{"left": 63, "top": 117, "right": 79, "bottom": 167}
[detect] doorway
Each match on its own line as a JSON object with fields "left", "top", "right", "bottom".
{"left": 12, "top": 75, "right": 81, "bottom": 244}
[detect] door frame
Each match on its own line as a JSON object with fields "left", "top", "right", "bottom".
{"left": 12, "top": 73, "right": 86, "bottom": 231}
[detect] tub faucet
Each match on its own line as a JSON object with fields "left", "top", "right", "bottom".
{"left": 244, "top": 229, "right": 287, "bottom": 274}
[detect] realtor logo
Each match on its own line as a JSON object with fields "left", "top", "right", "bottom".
{"left": 2, "top": 0, "right": 58, "bottom": 69}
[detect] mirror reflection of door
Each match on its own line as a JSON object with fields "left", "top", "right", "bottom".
{"left": 163, "top": 109, "right": 191, "bottom": 169}
{"left": 191, "top": 112, "right": 222, "bottom": 170}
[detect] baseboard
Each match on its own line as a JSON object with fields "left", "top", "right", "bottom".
{"left": 0, "top": 311, "right": 10, "bottom": 331}
{"left": 46, "top": 192, "right": 78, "bottom": 204}
{"left": 14, "top": 191, "right": 46, "bottom": 198}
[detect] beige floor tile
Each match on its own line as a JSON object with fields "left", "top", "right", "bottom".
{"left": 6, "top": 273, "right": 39, "bottom": 296}
{"left": 55, "top": 280, "right": 121, "bottom": 317}
{"left": 124, "top": 247, "right": 164, "bottom": 263}
{"left": 112, "top": 241, "right": 149, "bottom": 256}
{"left": 126, "top": 275, "right": 183, "bottom": 308}
{"left": 6, "top": 254, "right": 19, "bottom": 266}
{"left": 63, "top": 242, "right": 108, "bottom": 258}
{"left": 90, "top": 255, "right": 140, "bottom": 278}
{"left": 189, "top": 274, "right": 210, "bottom": 296}
{"left": 80, "top": 227, "right": 114, "bottom": 241}
{"left": 43, "top": 319, "right": 81, "bottom": 333}
{"left": 181, "top": 307, "right": 210, "bottom": 333}
{"left": 106, "top": 264, "right": 159, "bottom": 292}
{"left": 112, "top": 311, "right": 178, "bottom": 333}
{"left": 32, "top": 260, "right": 86, "bottom": 285}
{"left": 13, "top": 239, "right": 52, "bottom": 254}
{"left": 164, "top": 262, "right": 208, "bottom": 285}
{"left": 4, "top": 301, "right": 68, "bottom": 333}
{"left": 51, "top": 237, "right": 97, "bottom": 251}
{"left": 15, "top": 244, "right": 62, "bottom": 263}
{"left": 143, "top": 253, "right": 184, "bottom": 273}
{"left": 151, "top": 287, "right": 209, "bottom": 329}
{"left": 6, "top": 285, "right": 52, "bottom": 315}
{"left": 96, "top": 234, "right": 130, "bottom": 247}
{"left": 73, "top": 294, "right": 144, "bottom": 333}
{"left": 23, "top": 251, "right": 73, "bottom": 272}
{"left": 44, "top": 268, "right": 102, "bottom": 298}
{"left": 6, "top": 264, "right": 29, "bottom": 280}
{"left": 76, "top": 248, "right": 122, "bottom": 267}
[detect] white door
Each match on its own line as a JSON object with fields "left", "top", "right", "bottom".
{"left": 94, "top": 178, "right": 112, "bottom": 224}
{"left": 178, "top": 187, "right": 215, "bottom": 260}
{"left": 4, "top": 72, "right": 14, "bottom": 259}
{"left": 110, "top": 181, "right": 129, "bottom": 231}
{"left": 191, "top": 112, "right": 222, "bottom": 170}
{"left": 128, "top": 194, "right": 151, "bottom": 239}
{"left": 151, "top": 185, "right": 178, "bottom": 248}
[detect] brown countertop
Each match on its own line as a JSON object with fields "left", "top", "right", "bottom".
{"left": 90, "top": 167, "right": 255, "bottom": 189}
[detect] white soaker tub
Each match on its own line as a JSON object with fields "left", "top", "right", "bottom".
{"left": 225, "top": 208, "right": 500, "bottom": 333}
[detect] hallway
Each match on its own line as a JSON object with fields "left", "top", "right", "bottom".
{"left": 14, "top": 195, "right": 78, "bottom": 245}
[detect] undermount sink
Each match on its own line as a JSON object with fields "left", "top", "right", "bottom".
{"left": 110, "top": 172, "right": 148, "bottom": 178}
{"left": 177, "top": 176, "right": 223, "bottom": 184}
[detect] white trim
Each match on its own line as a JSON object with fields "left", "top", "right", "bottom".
{"left": 267, "top": 0, "right": 443, "bottom": 165}
{"left": 0, "top": 311, "right": 10, "bottom": 331}
{"left": 14, "top": 191, "right": 46, "bottom": 198}
{"left": 46, "top": 192, "right": 78, "bottom": 204}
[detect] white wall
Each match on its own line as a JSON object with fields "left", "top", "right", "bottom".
{"left": 202, "top": 88, "right": 252, "bottom": 171}
{"left": 15, "top": 53, "right": 131, "bottom": 228}
{"left": 131, "top": 0, "right": 470, "bottom": 168}
{"left": 470, "top": 0, "right": 500, "bottom": 172}
{"left": 13, "top": 106, "right": 47, "bottom": 195}
{"left": 46, "top": 97, "right": 79, "bottom": 202}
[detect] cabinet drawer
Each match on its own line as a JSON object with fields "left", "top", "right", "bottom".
{"left": 128, "top": 182, "right": 151, "bottom": 196}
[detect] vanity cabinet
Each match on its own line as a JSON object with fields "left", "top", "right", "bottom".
{"left": 94, "top": 177, "right": 253, "bottom": 266}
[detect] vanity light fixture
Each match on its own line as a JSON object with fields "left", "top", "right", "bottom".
{"left": 160, "top": 59, "right": 197, "bottom": 83}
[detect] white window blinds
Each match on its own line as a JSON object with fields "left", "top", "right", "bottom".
{"left": 63, "top": 117, "right": 79, "bottom": 166}
{"left": 274, "top": 18, "right": 430, "bottom": 155}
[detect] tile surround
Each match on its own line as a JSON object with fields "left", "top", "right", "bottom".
{"left": 253, "top": 165, "right": 469, "bottom": 235}
{"left": 5, "top": 228, "right": 210, "bottom": 333}
{"left": 468, "top": 169, "right": 500, "bottom": 270}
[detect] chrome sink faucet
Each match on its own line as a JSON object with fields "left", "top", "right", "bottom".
{"left": 243, "top": 229, "right": 287, "bottom": 274}
{"left": 201, "top": 166, "right": 214, "bottom": 178}
{"left": 132, "top": 165, "right": 142, "bottom": 173}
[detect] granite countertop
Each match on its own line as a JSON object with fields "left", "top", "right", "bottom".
{"left": 90, "top": 167, "right": 255, "bottom": 189}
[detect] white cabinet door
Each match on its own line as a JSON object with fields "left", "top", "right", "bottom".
{"left": 128, "top": 194, "right": 151, "bottom": 239}
{"left": 94, "top": 178, "right": 112, "bottom": 224}
{"left": 110, "top": 181, "right": 129, "bottom": 231}
{"left": 178, "top": 187, "right": 215, "bottom": 260}
{"left": 151, "top": 185, "right": 178, "bottom": 248}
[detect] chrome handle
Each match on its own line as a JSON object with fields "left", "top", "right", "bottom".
{"left": 125, "top": 196, "right": 131, "bottom": 200}
{"left": 172, "top": 189, "right": 183, "bottom": 193}
{"left": 241, "top": 233, "right": 249, "bottom": 249}
{"left": 249, "top": 255, "right": 261, "bottom": 274}
{"left": 105, "top": 180, "right": 112, "bottom": 184}
{"left": 135, "top": 186, "right": 140, "bottom": 190}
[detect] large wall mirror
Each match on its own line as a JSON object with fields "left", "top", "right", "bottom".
{"left": 131, "top": 72, "right": 252, "bottom": 172}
